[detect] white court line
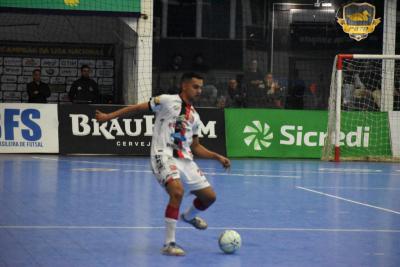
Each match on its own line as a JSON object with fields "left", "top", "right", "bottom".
{"left": 297, "top": 186, "right": 400, "bottom": 215}
{"left": 0, "top": 225, "right": 399, "bottom": 233}
{"left": 304, "top": 186, "right": 400, "bottom": 191}
{"left": 318, "top": 168, "right": 382, "bottom": 173}
{"left": 32, "top": 157, "right": 299, "bottom": 178}
{"left": 123, "top": 170, "right": 300, "bottom": 178}
{"left": 31, "top": 157, "right": 399, "bottom": 176}
{"left": 32, "top": 156, "right": 148, "bottom": 167}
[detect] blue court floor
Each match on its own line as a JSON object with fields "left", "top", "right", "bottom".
{"left": 0, "top": 155, "right": 399, "bottom": 267}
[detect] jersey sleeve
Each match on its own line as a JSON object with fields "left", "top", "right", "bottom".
{"left": 148, "top": 95, "right": 167, "bottom": 112}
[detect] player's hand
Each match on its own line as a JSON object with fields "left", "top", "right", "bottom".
{"left": 95, "top": 110, "right": 110, "bottom": 122}
{"left": 216, "top": 155, "right": 231, "bottom": 170}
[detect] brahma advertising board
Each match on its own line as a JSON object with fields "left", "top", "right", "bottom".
{"left": 59, "top": 104, "right": 226, "bottom": 155}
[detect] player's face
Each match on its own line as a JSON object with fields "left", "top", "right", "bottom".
{"left": 182, "top": 78, "right": 203, "bottom": 102}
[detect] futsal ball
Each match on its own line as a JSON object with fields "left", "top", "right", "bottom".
{"left": 218, "top": 230, "right": 241, "bottom": 254}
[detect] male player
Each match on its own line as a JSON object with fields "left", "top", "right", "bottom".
{"left": 95, "top": 72, "right": 231, "bottom": 256}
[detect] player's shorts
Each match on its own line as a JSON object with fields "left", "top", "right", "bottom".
{"left": 150, "top": 155, "right": 210, "bottom": 191}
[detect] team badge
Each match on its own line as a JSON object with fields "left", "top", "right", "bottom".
{"left": 337, "top": 2, "right": 381, "bottom": 41}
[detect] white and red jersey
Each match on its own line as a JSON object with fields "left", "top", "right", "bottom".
{"left": 148, "top": 94, "right": 202, "bottom": 160}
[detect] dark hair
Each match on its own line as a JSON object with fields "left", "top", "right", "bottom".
{"left": 32, "top": 69, "right": 41, "bottom": 74}
{"left": 81, "top": 64, "right": 90, "bottom": 71}
{"left": 180, "top": 72, "right": 204, "bottom": 83}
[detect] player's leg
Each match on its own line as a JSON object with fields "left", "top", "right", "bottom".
{"left": 162, "top": 179, "right": 186, "bottom": 256}
{"left": 178, "top": 160, "right": 215, "bottom": 230}
{"left": 150, "top": 155, "right": 185, "bottom": 256}
{"left": 181, "top": 186, "right": 216, "bottom": 230}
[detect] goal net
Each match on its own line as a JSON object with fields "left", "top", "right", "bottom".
{"left": 322, "top": 54, "right": 400, "bottom": 162}
{"left": 0, "top": 0, "right": 152, "bottom": 104}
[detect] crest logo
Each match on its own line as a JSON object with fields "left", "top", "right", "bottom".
{"left": 337, "top": 2, "right": 380, "bottom": 41}
{"left": 64, "top": 0, "right": 80, "bottom": 7}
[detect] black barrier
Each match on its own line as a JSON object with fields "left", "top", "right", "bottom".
{"left": 59, "top": 104, "right": 226, "bottom": 155}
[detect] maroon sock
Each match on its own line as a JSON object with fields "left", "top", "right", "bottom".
{"left": 193, "top": 198, "right": 207, "bottom": 211}
{"left": 165, "top": 204, "right": 179, "bottom": 220}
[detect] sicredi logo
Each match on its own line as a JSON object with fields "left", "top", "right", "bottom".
{"left": 0, "top": 108, "right": 42, "bottom": 141}
{"left": 242, "top": 120, "right": 370, "bottom": 150}
{"left": 243, "top": 121, "right": 273, "bottom": 151}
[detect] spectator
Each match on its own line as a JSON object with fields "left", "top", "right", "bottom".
{"left": 304, "top": 82, "right": 320, "bottom": 109}
{"left": 192, "top": 54, "right": 209, "bottom": 73}
{"left": 69, "top": 65, "right": 99, "bottom": 104}
{"left": 225, "top": 79, "right": 246, "bottom": 108}
{"left": 26, "top": 69, "right": 51, "bottom": 103}
{"left": 243, "top": 59, "right": 264, "bottom": 107}
{"left": 286, "top": 69, "right": 305, "bottom": 109}
{"left": 170, "top": 54, "right": 184, "bottom": 71}
{"left": 264, "top": 73, "right": 284, "bottom": 108}
{"left": 196, "top": 85, "right": 218, "bottom": 107}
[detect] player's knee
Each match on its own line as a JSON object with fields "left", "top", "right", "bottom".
{"left": 170, "top": 188, "right": 184, "bottom": 201}
{"left": 207, "top": 193, "right": 216, "bottom": 206}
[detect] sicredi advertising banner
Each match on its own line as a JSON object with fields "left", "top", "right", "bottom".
{"left": 225, "top": 109, "right": 390, "bottom": 158}
{"left": 389, "top": 111, "right": 400, "bottom": 158}
{"left": 0, "top": 103, "right": 59, "bottom": 153}
{"left": 59, "top": 104, "right": 226, "bottom": 155}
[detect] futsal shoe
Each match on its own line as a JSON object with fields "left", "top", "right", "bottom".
{"left": 181, "top": 214, "right": 208, "bottom": 230}
{"left": 161, "top": 242, "right": 186, "bottom": 256}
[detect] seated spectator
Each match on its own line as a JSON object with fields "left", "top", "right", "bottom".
{"left": 196, "top": 84, "right": 218, "bottom": 107}
{"left": 225, "top": 79, "right": 246, "bottom": 108}
{"left": 263, "top": 73, "right": 283, "bottom": 108}
{"left": 26, "top": 69, "right": 51, "bottom": 103}
{"left": 243, "top": 60, "right": 265, "bottom": 107}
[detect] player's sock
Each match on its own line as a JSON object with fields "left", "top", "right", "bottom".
{"left": 165, "top": 204, "right": 179, "bottom": 244}
{"left": 183, "top": 198, "right": 206, "bottom": 220}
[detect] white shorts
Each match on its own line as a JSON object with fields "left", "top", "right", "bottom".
{"left": 150, "top": 155, "right": 210, "bottom": 191}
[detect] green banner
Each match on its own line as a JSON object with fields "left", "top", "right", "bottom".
{"left": 225, "top": 109, "right": 391, "bottom": 158}
{"left": 0, "top": 0, "right": 140, "bottom": 14}
{"left": 341, "top": 112, "right": 391, "bottom": 158}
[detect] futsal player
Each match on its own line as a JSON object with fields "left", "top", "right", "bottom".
{"left": 95, "top": 72, "right": 231, "bottom": 256}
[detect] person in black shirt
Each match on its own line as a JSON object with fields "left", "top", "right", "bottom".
{"left": 26, "top": 69, "right": 51, "bottom": 103}
{"left": 69, "top": 65, "right": 99, "bottom": 103}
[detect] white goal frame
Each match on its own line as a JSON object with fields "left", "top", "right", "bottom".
{"left": 332, "top": 54, "right": 400, "bottom": 162}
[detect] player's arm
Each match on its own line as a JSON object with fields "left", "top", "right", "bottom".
{"left": 191, "top": 136, "right": 231, "bottom": 169}
{"left": 95, "top": 102, "right": 150, "bottom": 122}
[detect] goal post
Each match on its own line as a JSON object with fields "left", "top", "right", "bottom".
{"left": 322, "top": 54, "right": 400, "bottom": 162}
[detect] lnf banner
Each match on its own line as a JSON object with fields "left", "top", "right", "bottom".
{"left": 0, "top": 103, "right": 59, "bottom": 153}
{"left": 225, "top": 109, "right": 390, "bottom": 158}
{"left": 0, "top": 0, "right": 140, "bottom": 14}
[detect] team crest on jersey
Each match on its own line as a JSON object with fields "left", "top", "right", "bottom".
{"left": 337, "top": 2, "right": 381, "bottom": 41}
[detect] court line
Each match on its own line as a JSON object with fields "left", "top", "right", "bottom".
{"left": 318, "top": 168, "right": 382, "bottom": 173}
{"left": 0, "top": 225, "right": 399, "bottom": 233}
{"left": 31, "top": 156, "right": 148, "bottom": 167}
{"left": 31, "top": 157, "right": 399, "bottom": 176}
{"left": 31, "top": 157, "right": 300, "bottom": 178}
{"left": 296, "top": 186, "right": 400, "bottom": 215}
{"left": 304, "top": 186, "right": 400, "bottom": 191}
{"left": 122, "top": 170, "right": 300, "bottom": 178}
